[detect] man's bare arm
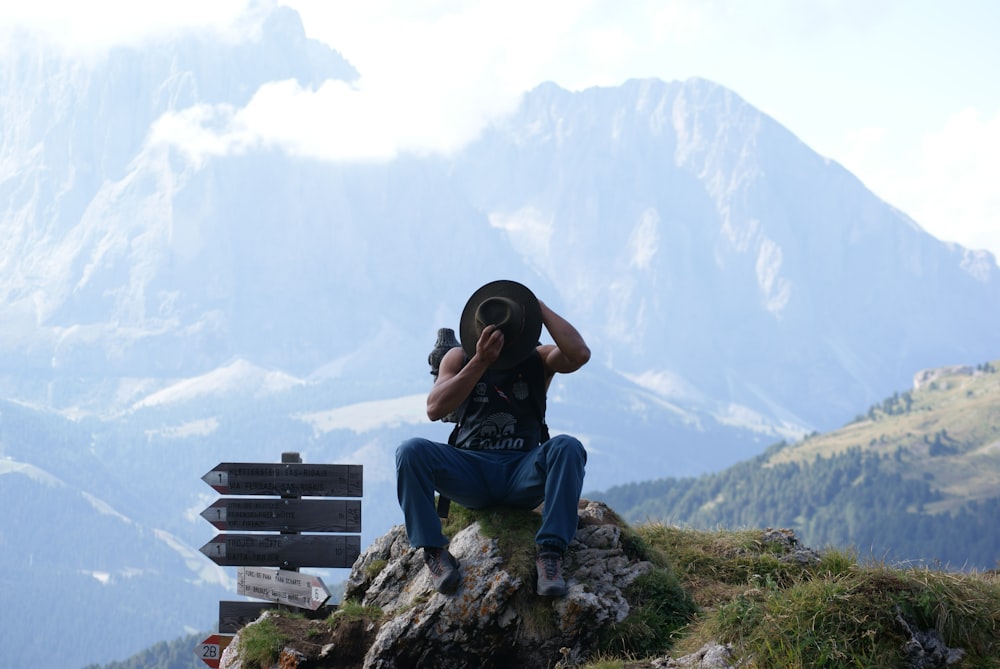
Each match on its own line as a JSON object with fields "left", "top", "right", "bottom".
{"left": 426, "top": 325, "right": 503, "bottom": 421}
{"left": 538, "top": 300, "right": 590, "bottom": 375}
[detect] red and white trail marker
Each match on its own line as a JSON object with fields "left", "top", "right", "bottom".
{"left": 194, "top": 634, "right": 232, "bottom": 668}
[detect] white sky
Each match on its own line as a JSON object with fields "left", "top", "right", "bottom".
{"left": 3, "top": 0, "right": 999, "bottom": 262}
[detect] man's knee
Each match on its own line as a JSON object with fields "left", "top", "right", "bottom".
{"left": 396, "top": 437, "right": 431, "bottom": 467}
{"left": 546, "top": 434, "right": 587, "bottom": 465}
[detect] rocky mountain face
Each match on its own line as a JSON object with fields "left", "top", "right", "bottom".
{"left": 453, "top": 78, "right": 1000, "bottom": 429}
{"left": 0, "top": 6, "right": 358, "bottom": 386}
{"left": 2, "top": 7, "right": 997, "bottom": 429}
{"left": 2, "top": 4, "right": 1000, "bottom": 667}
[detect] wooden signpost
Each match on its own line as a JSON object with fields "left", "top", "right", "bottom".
{"left": 200, "top": 533, "right": 361, "bottom": 569}
{"left": 201, "top": 462, "right": 363, "bottom": 497}
{"left": 237, "top": 566, "right": 331, "bottom": 610}
{"left": 196, "top": 452, "right": 362, "bottom": 666}
{"left": 218, "top": 601, "right": 282, "bottom": 635}
{"left": 200, "top": 498, "right": 361, "bottom": 533}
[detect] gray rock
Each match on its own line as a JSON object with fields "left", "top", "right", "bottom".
{"left": 346, "top": 500, "right": 655, "bottom": 669}
{"left": 652, "top": 642, "right": 742, "bottom": 668}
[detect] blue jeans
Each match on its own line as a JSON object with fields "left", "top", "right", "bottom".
{"left": 395, "top": 434, "right": 587, "bottom": 551}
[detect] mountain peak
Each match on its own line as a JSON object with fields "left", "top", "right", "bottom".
{"left": 131, "top": 358, "right": 304, "bottom": 410}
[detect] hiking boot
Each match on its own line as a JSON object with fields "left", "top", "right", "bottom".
{"left": 535, "top": 548, "right": 567, "bottom": 597}
{"left": 423, "top": 547, "right": 461, "bottom": 594}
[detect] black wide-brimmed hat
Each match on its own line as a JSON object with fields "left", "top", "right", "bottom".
{"left": 459, "top": 280, "right": 542, "bottom": 370}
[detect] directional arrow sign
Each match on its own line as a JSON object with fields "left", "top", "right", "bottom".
{"left": 200, "top": 533, "right": 362, "bottom": 568}
{"left": 194, "top": 634, "right": 232, "bottom": 668}
{"left": 218, "top": 601, "right": 282, "bottom": 634}
{"left": 237, "top": 566, "right": 331, "bottom": 610}
{"left": 202, "top": 462, "right": 363, "bottom": 497}
{"left": 200, "top": 498, "right": 361, "bottom": 532}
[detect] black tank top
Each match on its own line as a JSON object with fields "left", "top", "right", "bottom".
{"left": 453, "top": 351, "right": 547, "bottom": 451}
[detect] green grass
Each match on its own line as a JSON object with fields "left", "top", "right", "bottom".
{"left": 328, "top": 598, "right": 383, "bottom": 623}
{"left": 706, "top": 564, "right": 1000, "bottom": 667}
{"left": 237, "top": 615, "right": 288, "bottom": 669}
{"left": 364, "top": 558, "right": 388, "bottom": 580}
{"left": 617, "top": 523, "right": 1000, "bottom": 668}
{"left": 237, "top": 602, "right": 384, "bottom": 669}
{"left": 599, "top": 569, "right": 697, "bottom": 658}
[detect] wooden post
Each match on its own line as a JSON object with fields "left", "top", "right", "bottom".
{"left": 199, "top": 451, "right": 362, "bottom": 642}
{"left": 281, "top": 451, "right": 302, "bottom": 573}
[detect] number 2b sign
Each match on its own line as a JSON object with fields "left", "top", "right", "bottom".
{"left": 195, "top": 634, "right": 232, "bottom": 668}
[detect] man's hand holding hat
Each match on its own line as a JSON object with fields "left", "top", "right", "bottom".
{"left": 428, "top": 280, "right": 589, "bottom": 421}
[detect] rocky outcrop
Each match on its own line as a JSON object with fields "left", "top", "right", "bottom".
{"left": 213, "top": 511, "right": 989, "bottom": 669}
{"left": 346, "top": 500, "right": 656, "bottom": 669}
{"left": 651, "top": 643, "right": 740, "bottom": 668}
{"left": 912, "top": 365, "right": 977, "bottom": 390}
{"left": 218, "top": 500, "right": 699, "bottom": 669}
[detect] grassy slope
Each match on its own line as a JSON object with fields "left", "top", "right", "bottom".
{"left": 766, "top": 361, "right": 1000, "bottom": 512}
{"left": 622, "top": 523, "right": 1000, "bottom": 668}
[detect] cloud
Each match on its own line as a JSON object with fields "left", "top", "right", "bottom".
{"left": 846, "top": 106, "right": 1000, "bottom": 260}
{"left": 650, "top": 2, "right": 708, "bottom": 43}
{"left": 914, "top": 107, "right": 1000, "bottom": 255}
{"left": 0, "top": 0, "right": 255, "bottom": 51}
{"left": 234, "top": 79, "right": 401, "bottom": 160}
{"left": 285, "top": 0, "right": 591, "bottom": 89}
{"left": 150, "top": 76, "right": 497, "bottom": 164}
{"left": 150, "top": 0, "right": 604, "bottom": 163}
{"left": 841, "top": 126, "right": 889, "bottom": 168}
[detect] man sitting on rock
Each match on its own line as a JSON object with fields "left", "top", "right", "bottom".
{"left": 396, "top": 280, "right": 591, "bottom": 597}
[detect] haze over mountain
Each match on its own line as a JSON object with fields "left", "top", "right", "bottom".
{"left": 1, "top": 5, "right": 998, "bottom": 668}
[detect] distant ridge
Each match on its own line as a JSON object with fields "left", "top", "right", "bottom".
{"left": 131, "top": 358, "right": 305, "bottom": 409}
{"left": 593, "top": 360, "right": 1000, "bottom": 568}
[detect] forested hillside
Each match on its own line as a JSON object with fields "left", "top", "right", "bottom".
{"left": 83, "top": 632, "right": 206, "bottom": 669}
{"left": 593, "top": 362, "right": 1000, "bottom": 569}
